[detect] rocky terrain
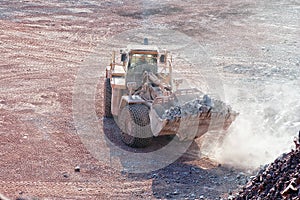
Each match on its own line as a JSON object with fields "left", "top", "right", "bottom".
{"left": 0, "top": 0, "right": 299, "bottom": 199}
{"left": 237, "top": 141, "right": 300, "bottom": 199}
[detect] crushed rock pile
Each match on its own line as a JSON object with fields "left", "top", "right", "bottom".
{"left": 236, "top": 138, "right": 300, "bottom": 200}
{"left": 161, "top": 95, "right": 232, "bottom": 120}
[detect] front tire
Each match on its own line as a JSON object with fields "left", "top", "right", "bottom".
{"left": 119, "top": 104, "right": 153, "bottom": 148}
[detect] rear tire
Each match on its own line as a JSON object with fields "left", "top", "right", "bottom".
{"left": 119, "top": 104, "right": 153, "bottom": 148}
{"left": 104, "top": 78, "right": 112, "bottom": 118}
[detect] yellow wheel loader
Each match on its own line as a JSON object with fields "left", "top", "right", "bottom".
{"left": 104, "top": 40, "right": 238, "bottom": 148}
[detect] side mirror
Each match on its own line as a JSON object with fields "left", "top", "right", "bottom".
{"left": 160, "top": 54, "right": 166, "bottom": 63}
{"left": 121, "top": 53, "right": 127, "bottom": 62}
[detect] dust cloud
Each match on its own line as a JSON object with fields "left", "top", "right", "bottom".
{"left": 204, "top": 79, "right": 300, "bottom": 169}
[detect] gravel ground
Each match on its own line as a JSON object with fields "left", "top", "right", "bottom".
{"left": 0, "top": 0, "right": 299, "bottom": 199}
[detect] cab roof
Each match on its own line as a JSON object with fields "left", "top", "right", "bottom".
{"left": 126, "top": 45, "right": 159, "bottom": 52}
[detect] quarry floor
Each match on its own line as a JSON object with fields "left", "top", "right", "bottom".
{"left": 0, "top": 0, "right": 299, "bottom": 199}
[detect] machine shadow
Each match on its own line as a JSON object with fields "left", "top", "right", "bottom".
{"left": 102, "top": 117, "right": 238, "bottom": 199}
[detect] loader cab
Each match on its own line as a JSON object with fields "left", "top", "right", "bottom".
{"left": 128, "top": 53, "right": 158, "bottom": 70}
{"left": 119, "top": 46, "right": 171, "bottom": 88}
{"left": 122, "top": 47, "right": 167, "bottom": 71}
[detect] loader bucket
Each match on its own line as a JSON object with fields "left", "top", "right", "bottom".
{"left": 149, "top": 91, "right": 238, "bottom": 141}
